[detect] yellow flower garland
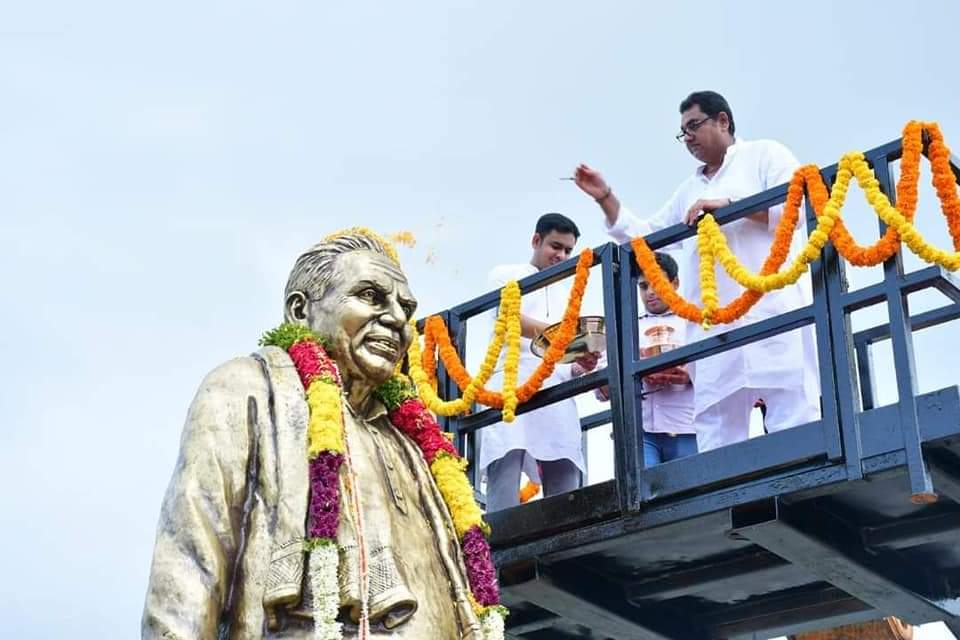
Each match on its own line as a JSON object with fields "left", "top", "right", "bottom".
{"left": 408, "top": 281, "right": 522, "bottom": 417}
{"left": 500, "top": 282, "right": 522, "bottom": 421}
{"left": 431, "top": 453, "right": 489, "bottom": 537}
{"left": 701, "top": 151, "right": 960, "bottom": 301}
{"left": 851, "top": 154, "right": 960, "bottom": 270}
{"left": 697, "top": 218, "right": 718, "bottom": 329}
{"left": 306, "top": 382, "right": 346, "bottom": 457}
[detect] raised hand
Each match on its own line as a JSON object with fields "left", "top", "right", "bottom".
{"left": 573, "top": 164, "right": 611, "bottom": 201}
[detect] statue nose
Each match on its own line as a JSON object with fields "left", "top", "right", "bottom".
{"left": 380, "top": 298, "right": 406, "bottom": 328}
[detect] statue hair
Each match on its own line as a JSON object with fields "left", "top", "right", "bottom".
{"left": 284, "top": 232, "right": 392, "bottom": 305}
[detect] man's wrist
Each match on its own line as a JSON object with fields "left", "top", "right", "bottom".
{"left": 595, "top": 187, "right": 613, "bottom": 203}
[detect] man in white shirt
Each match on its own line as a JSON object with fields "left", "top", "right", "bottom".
{"left": 574, "top": 90, "right": 820, "bottom": 452}
{"left": 480, "top": 213, "right": 599, "bottom": 511}
{"left": 596, "top": 251, "right": 697, "bottom": 465}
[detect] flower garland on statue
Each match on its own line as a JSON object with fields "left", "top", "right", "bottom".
{"left": 412, "top": 248, "right": 594, "bottom": 415}
{"left": 260, "top": 324, "right": 506, "bottom": 640}
{"left": 631, "top": 120, "right": 960, "bottom": 327}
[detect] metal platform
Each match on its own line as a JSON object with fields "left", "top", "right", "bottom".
{"left": 430, "top": 136, "right": 960, "bottom": 638}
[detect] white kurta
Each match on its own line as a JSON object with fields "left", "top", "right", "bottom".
{"left": 477, "top": 263, "right": 585, "bottom": 474}
{"left": 606, "top": 138, "right": 820, "bottom": 416}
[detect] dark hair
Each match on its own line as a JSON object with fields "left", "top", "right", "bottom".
{"left": 535, "top": 212, "right": 580, "bottom": 240}
{"left": 638, "top": 251, "right": 679, "bottom": 282}
{"left": 679, "top": 90, "right": 735, "bottom": 136}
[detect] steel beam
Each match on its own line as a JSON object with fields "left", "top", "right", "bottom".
{"left": 862, "top": 511, "right": 960, "bottom": 550}
{"left": 502, "top": 610, "right": 559, "bottom": 635}
{"left": 508, "top": 578, "right": 670, "bottom": 640}
{"left": 702, "top": 585, "right": 875, "bottom": 639}
{"left": 730, "top": 497, "right": 956, "bottom": 624}
{"left": 928, "top": 456, "right": 960, "bottom": 504}
{"left": 503, "top": 561, "right": 707, "bottom": 640}
{"left": 625, "top": 550, "right": 788, "bottom": 603}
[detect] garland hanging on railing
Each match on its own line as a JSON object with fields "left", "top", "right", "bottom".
{"left": 409, "top": 249, "right": 593, "bottom": 417}
{"left": 630, "top": 120, "right": 960, "bottom": 328}
{"left": 405, "top": 120, "right": 959, "bottom": 419}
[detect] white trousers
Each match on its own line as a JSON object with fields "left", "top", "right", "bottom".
{"left": 695, "top": 386, "right": 820, "bottom": 452}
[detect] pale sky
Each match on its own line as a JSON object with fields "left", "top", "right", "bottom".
{"left": 2, "top": 1, "right": 959, "bottom": 638}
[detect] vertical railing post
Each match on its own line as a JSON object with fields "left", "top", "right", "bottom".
{"left": 617, "top": 244, "right": 644, "bottom": 511}
{"left": 805, "top": 178, "right": 844, "bottom": 461}
{"left": 873, "top": 155, "right": 935, "bottom": 502}
{"left": 854, "top": 338, "right": 877, "bottom": 411}
{"left": 818, "top": 165, "right": 865, "bottom": 482}
{"left": 443, "top": 311, "right": 477, "bottom": 486}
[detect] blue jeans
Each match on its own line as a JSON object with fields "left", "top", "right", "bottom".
{"left": 642, "top": 432, "right": 698, "bottom": 467}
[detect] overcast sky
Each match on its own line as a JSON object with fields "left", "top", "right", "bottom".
{"left": 2, "top": 1, "right": 959, "bottom": 637}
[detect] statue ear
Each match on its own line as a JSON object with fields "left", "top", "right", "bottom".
{"left": 284, "top": 291, "right": 309, "bottom": 324}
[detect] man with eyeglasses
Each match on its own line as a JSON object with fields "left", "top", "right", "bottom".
{"left": 573, "top": 90, "right": 820, "bottom": 452}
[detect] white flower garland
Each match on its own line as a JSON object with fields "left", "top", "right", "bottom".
{"left": 309, "top": 542, "right": 343, "bottom": 640}
{"left": 479, "top": 609, "right": 506, "bottom": 640}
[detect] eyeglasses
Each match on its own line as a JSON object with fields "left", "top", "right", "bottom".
{"left": 675, "top": 116, "right": 714, "bottom": 142}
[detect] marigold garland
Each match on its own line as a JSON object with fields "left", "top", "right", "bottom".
{"left": 409, "top": 284, "right": 514, "bottom": 417}
{"left": 631, "top": 120, "right": 960, "bottom": 327}
{"left": 411, "top": 249, "right": 593, "bottom": 416}
{"left": 260, "top": 324, "right": 506, "bottom": 639}
{"left": 423, "top": 324, "right": 439, "bottom": 391}
{"left": 501, "top": 282, "right": 522, "bottom": 421}
{"left": 516, "top": 249, "right": 593, "bottom": 403}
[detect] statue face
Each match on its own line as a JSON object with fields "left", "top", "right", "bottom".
{"left": 307, "top": 250, "right": 417, "bottom": 386}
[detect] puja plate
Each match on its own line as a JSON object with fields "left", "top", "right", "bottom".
{"left": 531, "top": 316, "right": 606, "bottom": 364}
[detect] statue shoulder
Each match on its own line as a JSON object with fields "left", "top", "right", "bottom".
{"left": 196, "top": 354, "right": 271, "bottom": 399}
{"left": 182, "top": 355, "right": 273, "bottom": 441}
{"left": 178, "top": 347, "right": 300, "bottom": 451}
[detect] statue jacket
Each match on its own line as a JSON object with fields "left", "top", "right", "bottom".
{"left": 142, "top": 346, "right": 481, "bottom": 639}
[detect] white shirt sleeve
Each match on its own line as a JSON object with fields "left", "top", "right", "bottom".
{"left": 759, "top": 140, "right": 801, "bottom": 232}
{"left": 487, "top": 264, "right": 513, "bottom": 289}
{"left": 603, "top": 187, "right": 685, "bottom": 243}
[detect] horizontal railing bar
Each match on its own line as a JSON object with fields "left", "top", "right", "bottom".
{"left": 457, "top": 369, "right": 609, "bottom": 434}
{"left": 854, "top": 302, "right": 960, "bottom": 347}
{"left": 840, "top": 266, "right": 950, "bottom": 312}
{"left": 627, "top": 306, "right": 816, "bottom": 376}
{"left": 580, "top": 409, "right": 612, "bottom": 432}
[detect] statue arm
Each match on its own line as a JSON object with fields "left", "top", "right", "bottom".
{"left": 142, "top": 359, "right": 260, "bottom": 639}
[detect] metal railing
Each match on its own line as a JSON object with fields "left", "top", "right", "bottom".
{"left": 423, "top": 134, "right": 960, "bottom": 539}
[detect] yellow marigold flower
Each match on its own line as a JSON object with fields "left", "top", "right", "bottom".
{"left": 431, "top": 453, "right": 486, "bottom": 538}
{"left": 323, "top": 226, "right": 400, "bottom": 265}
{"left": 306, "top": 382, "right": 346, "bottom": 455}
{"left": 389, "top": 230, "right": 417, "bottom": 248}
{"left": 810, "top": 230, "right": 829, "bottom": 246}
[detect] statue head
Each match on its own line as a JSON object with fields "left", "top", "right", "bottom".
{"left": 284, "top": 230, "right": 418, "bottom": 387}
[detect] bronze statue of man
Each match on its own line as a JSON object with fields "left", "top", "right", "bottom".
{"left": 143, "top": 231, "right": 485, "bottom": 639}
